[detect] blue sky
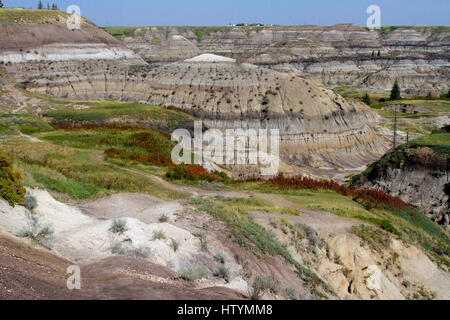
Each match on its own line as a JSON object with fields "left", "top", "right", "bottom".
{"left": 4, "top": 0, "right": 449, "bottom": 27}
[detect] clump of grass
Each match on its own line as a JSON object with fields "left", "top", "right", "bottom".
{"left": 351, "top": 224, "right": 391, "bottom": 252}
{"left": 158, "top": 214, "right": 169, "bottom": 223}
{"left": 109, "top": 219, "right": 128, "bottom": 235}
{"left": 17, "top": 216, "right": 54, "bottom": 249}
{"left": 152, "top": 230, "right": 166, "bottom": 240}
{"left": 194, "top": 232, "right": 209, "bottom": 252}
{"left": 213, "top": 265, "right": 230, "bottom": 283}
{"left": 214, "top": 252, "right": 227, "bottom": 264}
{"left": 296, "top": 223, "right": 321, "bottom": 248}
{"left": 248, "top": 275, "right": 280, "bottom": 300}
{"left": 110, "top": 241, "right": 128, "bottom": 255}
{"left": 284, "top": 288, "right": 299, "bottom": 300}
{"left": 379, "top": 219, "right": 401, "bottom": 236}
{"left": 178, "top": 265, "right": 209, "bottom": 281}
{"left": 170, "top": 238, "right": 180, "bottom": 252}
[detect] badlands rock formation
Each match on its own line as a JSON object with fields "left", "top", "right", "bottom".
{"left": 0, "top": 9, "right": 141, "bottom": 64}
{"left": 109, "top": 24, "right": 450, "bottom": 94}
{"left": 10, "top": 55, "right": 390, "bottom": 173}
{"left": 0, "top": 11, "right": 390, "bottom": 175}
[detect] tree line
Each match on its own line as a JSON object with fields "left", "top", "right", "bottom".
{"left": 38, "top": 1, "right": 59, "bottom": 10}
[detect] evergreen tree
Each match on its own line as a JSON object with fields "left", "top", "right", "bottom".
{"left": 362, "top": 92, "right": 371, "bottom": 105}
{"left": 377, "top": 50, "right": 381, "bottom": 57}
{"left": 47, "top": 3, "right": 50, "bottom": 10}
{"left": 0, "top": 1, "right": 3, "bottom": 9}
{"left": 38, "top": 0, "right": 43, "bottom": 9}
{"left": 390, "top": 80, "right": 401, "bottom": 101}
{"left": 447, "top": 89, "right": 450, "bottom": 99}
{"left": 52, "top": 3, "right": 58, "bottom": 10}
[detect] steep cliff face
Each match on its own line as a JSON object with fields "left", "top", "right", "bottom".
{"left": 107, "top": 24, "right": 450, "bottom": 94}
{"left": 9, "top": 55, "right": 390, "bottom": 172}
{"left": 353, "top": 132, "right": 450, "bottom": 231}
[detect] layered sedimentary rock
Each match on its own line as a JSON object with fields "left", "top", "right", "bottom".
{"left": 110, "top": 24, "right": 450, "bottom": 94}
{"left": 0, "top": 11, "right": 142, "bottom": 64}
{"left": 9, "top": 55, "right": 390, "bottom": 172}
{"left": 355, "top": 141, "right": 450, "bottom": 231}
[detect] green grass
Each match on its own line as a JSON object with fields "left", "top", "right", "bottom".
{"left": 0, "top": 137, "right": 186, "bottom": 201}
{"left": 333, "top": 86, "right": 449, "bottom": 135}
{"left": 101, "top": 26, "right": 139, "bottom": 38}
{"left": 0, "top": 113, "right": 53, "bottom": 136}
{"left": 0, "top": 8, "right": 72, "bottom": 25}
{"left": 42, "top": 102, "right": 192, "bottom": 131}
{"left": 352, "top": 132, "right": 450, "bottom": 186}
{"left": 39, "top": 128, "right": 134, "bottom": 150}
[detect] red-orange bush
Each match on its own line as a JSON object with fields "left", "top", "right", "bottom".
{"left": 249, "top": 175, "right": 410, "bottom": 209}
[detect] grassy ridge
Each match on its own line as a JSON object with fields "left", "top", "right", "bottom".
{"left": 0, "top": 8, "right": 93, "bottom": 25}
{"left": 352, "top": 132, "right": 450, "bottom": 185}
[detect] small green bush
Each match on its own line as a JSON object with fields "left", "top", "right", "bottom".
{"left": 195, "top": 232, "right": 209, "bottom": 252}
{"left": 152, "top": 230, "right": 166, "bottom": 240}
{"left": 158, "top": 214, "right": 168, "bottom": 223}
{"left": 24, "top": 195, "right": 37, "bottom": 211}
{"left": 169, "top": 238, "right": 180, "bottom": 252}
{"left": 17, "top": 216, "right": 54, "bottom": 249}
{"left": 214, "top": 265, "right": 230, "bottom": 283}
{"left": 0, "top": 152, "right": 26, "bottom": 206}
{"left": 110, "top": 241, "right": 127, "bottom": 255}
{"left": 109, "top": 219, "right": 128, "bottom": 235}
{"left": 214, "top": 252, "right": 227, "bottom": 264}
{"left": 248, "top": 275, "right": 280, "bottom": 300}
{"left": 179, "top": 265, "right": 209, "bottom": 281}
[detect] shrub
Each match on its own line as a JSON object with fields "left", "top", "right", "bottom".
{"left": 195, "top": 232, "right": 209, "bottom": 252}
{"left": 152, "top": 230, "right": 166, "bottom": 240}
{"left": 109, "top": 219, "right": 128, "bottom": 235}
{"left": 214, "top": 252, "right": 227, "bottom": 264}
{"left": 17, "top": 216, "right": 55, "bottom": 249}
{"left": 296, "top": 223, "right": 320, "bottom": 248}
{"left": 248, "top": 275, "right": 279, "bottom": 300}
{"left": 110, "top": 241, "right": 127, "bottom": 255}
{"left": 258, "top": 174, "right": 410, "bottom": 210}
{"left": 166, "top": 165, "right": 227, "bottom": 183}
{"left": 158, "top": 214, "right": 169, "bottom": 223}
{"left": 214, "top": 265, "right": 230, "bottom": 282}
{"left": 169, "top": 238, "right": 180, "bottom": 252}
{"left": 179, "top": 265, "right": 209, "bottom": 281}
{"left": 24, "top": 195, "right": 37, "bottom": 211}
{"left": 284, "top": 288, "right": 299, "bottom": 300}
{"left": 0, "top": 152, "right": 26, "bottom": 206}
